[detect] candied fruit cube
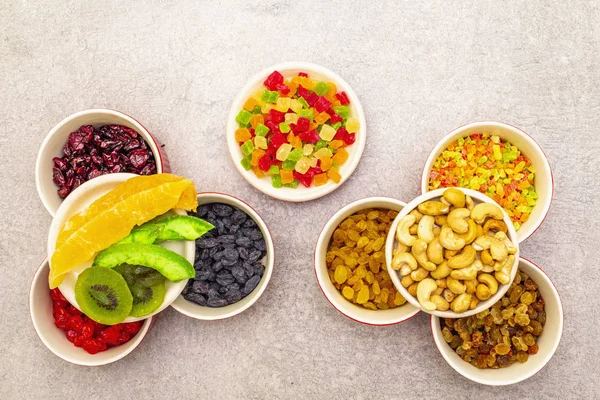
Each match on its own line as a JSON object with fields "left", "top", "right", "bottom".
{"left": 298, "top": 130, "right": 320, "bottom": 144}
{"left": 314, "top": 172, "right": 328, "bottom": 186}
{"left": 272, "top": 174, "right": 282, "bottom": 188}
{"left": 264, "top": 70, "right": 284, "bottom": 90}
{"left": 295, "top": 117, "right": 310, "bottom": 132}
{"left": 241, "top": 140, "right": 255, "bottom": 156}
{"left": 255, "top": 123, "right": 270, "bottom": 137}
{"left": 328, "top": 140, "right": 344, "bottom": 149}
{"left": 290, "top": 135, "right": 303, "bottom": 149}
{"left": 279, "top": 122, "right": 291, "bottom": 133}
{"left": 254, "top": 136, "right": 267, "bottom": 149}
{"left": 315, "top": 112, "right": 330, "bottom": 125}
{"left": 252, "top": 166, "right": 264, "bottom": 178}
{"left": 275, "top": 97, "right": 291, "bottom": 112}
{"left": 336, "top": 91, "right": 350, "bottom": 105}
{"left": 267, "top": 165, "right": 280, "bottom": 175}
{"left": 332, "top": 148, "right": 348, "bottom": 165}
{"left": 284, "top": 180, "right": 299, "bottom": 188}
{"left": 261, "top": 90, "right": 279, "bottom": 103}
{"left": 250, "top": 149, "right": 265, "bottom": 166}
{"left": 314, "top": 140, "right": 328, "bottom": 151}
{"left": 285, "top": 113, "right": 299, "bottom": 125}
{"left": 333, "top": 106, "right": 350, "bottom": 119}
{"left": 282, "top": 160, "right": 296, "bottom": 170}
{"left": 235, "top": 128, "right": 252, "bottom": 143}
{"left": 280, "top": 169, "right": 294, "bottom": 184}
{"left": 328, "top": 166, "right": 341, "bottom": 183}
{"left": 261, "top": 103, "right": 272, "bottom": 114}
{"left": 314, "top": 96, "right": 332, "bottom": 113}
{"left": 276, "top": 143, "right": 292, "bottom": 161}
{"left": 243, "top": 97, "right": 259, "bottom": 111}
{"left": 289, "top": 99, "right": 303, "bottom": 114}
{"left": 320, "top": 156, "right": 333, "bottom": 171}
{"left": 249, "top": 114, "right": 264, "bottom": 129}
{"left": 240, "top": 156, "right": 252, "bottom": 171}
{"left": 287, "top": 148, "right": 304, "bottom": 162}
{"left": 298, "top": 110, "right": 314, "bottom": 123}
{"left": 309, "top": 157, "right": 318, "bottom": 168}
{"left": 294, "top": 157, "right": 311, "bottom": 174}
{"left": 303, "top": 144, "right": 314, "bottom": 156}
{"left": 314, "top": 82, "right": 330, "bottom": 96}
{"left": 319, "top": 125, "right": 336, "bottom": 141}
{"left": 346, "top": 117, "right": 360, "bottom": 133}
{"left": 258, "top": 154, "right": 272, "bottom": 172}
{"left": 236, "top": 110, "right": 253, "bottom": 126}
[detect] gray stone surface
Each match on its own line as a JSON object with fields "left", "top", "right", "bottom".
{"left": 1, "top": 0, "right": 599, "bottom": 398}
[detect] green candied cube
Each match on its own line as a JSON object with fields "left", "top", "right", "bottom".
{"left": 241, "top": 140, "right": 255, "bottom": 156}
{"left": 333, "top": 106, "right": 349, "bottom": 119}
{"left": 252, "top": 105, "right": 262, "bottom": 114}
{"left": 267, "top": 165, "right": 280, "bottom": 175}
{"left": 287, "top": 148, "right": 304, "bottom": 162}
{"left": 272, "top": 175, "right": 282, "bottom": 188}
{"left": 236, "top": 110, "right": 253, "bottom": 125}
{"left": 279, "top": 122, "right": 291, "bottom": 133}
{"left": 314, "top": 140, "right": 328, "bottom": 151}
{"left": 255, "top": 123, "right": 270, "bottom": 137}
{"left": 240, "top": 156, "right": 252, "bottom": 171}
{"left": 331, "top": 122, "right": 342, "bottom": 130}
{"left": 298, "top": 109, "right": 313, "bottom": 122}
{"left": 282, "top": 160, "right": 296, "bottom": 170}
{"left": 314, "top": 82, "right": 330, "bottom": 96}
{"left": 298, "top": 97, "right": 309, "bottom": 109}
{"left": 261, "top": 90, "right": 279, "bottom": 103}
{"left": 283, "top": 180, "right": 299, "bottom": 188}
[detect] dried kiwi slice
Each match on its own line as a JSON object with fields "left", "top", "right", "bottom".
{"left": 75, "top": 268, "right": 133, "bottom": 325}
{"left": 129, "top": 283, "right": 166, "bottom": 317}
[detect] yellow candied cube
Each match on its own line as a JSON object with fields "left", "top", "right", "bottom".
{"left": 319, "top": 125, "right": 336, "bottom": 141}
{"left": 251, "top": 89, "right": 265, "bottom": 101}
{"left": 310, "top": 157, "right": 318, "bottom": 168}
{"left": 346, "top": 117, "right": 360, "bottom": 133}
{"left": 254, "top": 136, "right": 267, "bottom": 149}
{"left": 313, "top": 148, "right": 331, "bottom": 160}
{"left": 289, "top": 99, "right": 303, "bottom": 114}
{"left": 285, "top": 113, "right": 299, "bottom": 125}
{"left": 274, "top": 97, "right": 291, "bottom": 113}
{"left": 295, "top": 157, "right": 311, "bottom": 174}
{"left": 243, "top": 97, "right": 259, "bottom": 112}
{"left": 261, "top": 103, "right": 272, "bottom": 114}
{"left": 303, "top": 144, "right": 314, "bottom": 156}
{"left": 276, "top": 143, "right": 293, "bottom": 161}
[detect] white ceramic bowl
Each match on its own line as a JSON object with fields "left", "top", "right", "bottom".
{"left": 170, "top": 192, "right": 274, "bottom": 320}
{"left": 47, "top": 173, "right": 194, "bottom": 323}
{"left": 36, "top": 109, "right": 170, "bottom": 216}
{"left": 315, "top": 197, "right": 421, "bottom": 325}
{"left": 226, "top": 62, "right": 366, "bottom": 202}
{"left": 385, "top": 188, "right": 520, "bottom": 318}
{"left": 431, "top": 257, "right": 563, "bottom": 385}
{"left": 421, "top": 121, "right": 553, "bottom": 243}
{"left": 30, "top": 259, "right": 154, "bottom": 366}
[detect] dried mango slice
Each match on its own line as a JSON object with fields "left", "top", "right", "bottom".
{"left": 49, "top": 174, "right": 197, "bottom": 288}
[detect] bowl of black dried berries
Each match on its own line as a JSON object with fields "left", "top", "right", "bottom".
{"left": 170, "top": 193, "right": 274, "bottom": 320}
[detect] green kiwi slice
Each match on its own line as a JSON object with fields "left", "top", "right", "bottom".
{"left": 129, "top": 283, "right": 166, "bottom": 317}
{"left": 75, "top": 268, "right": 133, "bottom": 325}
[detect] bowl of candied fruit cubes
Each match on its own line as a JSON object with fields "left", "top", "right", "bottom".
{"left": 430, "top": 257, "right": 563, "bottom": 385}
{"left": 227, "top": 62, "right": 366, "bottom": 202}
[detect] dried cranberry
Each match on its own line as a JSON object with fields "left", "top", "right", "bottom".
{"left": 139, "top": 163, "right": 156, "bottom": 175}
{"left": 53, "top": 157, "right": 68, "bottom": 171}
{"left": 122, "top": 322, "right": 141, "bottom": 335}
{"left": 123, "top": 139, "right": 140, "bottom": 151}
{"left": 57, "top": 186, "right": 70, "bottom": 198}
{"left": 87, "top": 169, "right": 102, "bottom": 180}
{"left": 71, "top": 177, "right": 84, "bottom": 192}
{"left": 100, "top": 327, "right": 121, "bottom": 346}
{"left": 53, "top": 168, "right": 65, "bottom": 186}
{"left": 68, "top": 315, "right": 84, "bottom": 332}
{"left": 122, "top": 126, "right": 138, "bottom": 138}
{"left": 66, "top": 330, "right": 78, "bottom": 343}
{"left": 81, "top": 322, "right": 95, "bottom": 339}
{"left": 129, "top": 149, "right": 149, "bottom": 168}
{"left": 54, "top": 316, "right": 69, "bottom": 330}
{"left": 82, "top": 339, "right": 101, "bottom": 354}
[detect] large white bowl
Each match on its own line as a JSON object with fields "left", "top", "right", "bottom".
{"left": 29, "top": 259, "right": 154, "bottom": 366}
{"left": 226, "top": 62, "right": 366, "bottom": 202}
{"left": 385, "top": 188, "right": 520, "bottom": 318}
{"left": 170, "top": 192, "right": 274, "bottom": 320}
{"left": 430, "top": 257, "right": 563, "bottom": 385}
{"left": 421, "top": 121, "right": 553, "bottom": 243}
{"left": 36, "top": 109, "right": 170, "bottom": 216}
{"left": 315, "top": 197, "right": 421, "bottom": 325}
{"left": 47, "top": 173, "right": 194, "bottom": 323}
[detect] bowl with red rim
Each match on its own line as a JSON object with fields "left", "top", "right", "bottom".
{"left": 421, "top": 121, "right": 553, "bottom": 243}
{"left": 36, "top": 109, "right": 170, "bottom": 216}
{"left": 315, "top": 197, "right": 421, "bottom": 325}
{"left": 30, "top": 259, "right": 154, "bottom": 366}
{"left": 430, "top": 257, "right": 563, "bottom": 385}
{"left": 226, "top": 62, "right": 367, "bottom": 202}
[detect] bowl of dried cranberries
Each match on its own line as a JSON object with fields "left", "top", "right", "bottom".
{"left": 36, "top": 109, "right": 170, "bottom": 216}
{"left": 29, "top": 259, "right": 154, "bottom": 366}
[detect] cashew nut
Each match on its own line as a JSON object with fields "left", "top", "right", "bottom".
{"left": 442, "top": 288, "right": 455, "bottom": 302}
{"left": 417, "top": 201, "right": 450, "bottom": 216}
{"left": 494, "top": 231, "right": 517, "bottom": 255}
{"left": 483, "top": 219, "right": 508, "bottom": 234}
{"left": 448, "top": 245, "right": 476, "bottom": 269}
{"left": 451, "top": 293, "right": 472, "bottom": 313}
{"left": 471, "top": 203, "right": 504, "bottom": 224}
{"left": 456, "top": 219, "right": 477, "bottom": 244}
{"left": 495, "top": 255, "right": 515, "bottom": 285}
{"left": 465, "top": 195, "right": 474, "bottom": 211}
{"left": 400, "top": 264, "right": 412, "bottom": 276}
{"left": 481, "top": 249, "right": 494, "bottom": 266}
{"left": 435, "top": 215, "right": 448, "bottom": 226}
{"left": 416, "top": 278, "right": 438, "bottom": 311}
{"left": 450, "top": 263, "right": 479, "bottom": 281}
{"left": 447, "top": 277, "right": 466, "bottom": 294}
{"left": 411, "top": 239, "right": 437, "bottom": 271}
{"left": 464, "top": 279, "right": 477, "bottom": 294}
{"left": 417, "top": 215, "right": 436, "bottom": 243}
{"left": 481, "top": 264, "right": 494, "bottom": 273}
{"left": 409, "top": 209, "right": 423, "bottom": 223}
{"left": 396, "top": 215, "right": 417, "bottom": 247}
{"left": 401, "top": 275, "right": 414, "bottom": 287}
{"left": 431, "top": 261, "right": 451, "bottom": 279}
{"left": 470, "top": 297, "right": 479, "bottom": 310}
{"left": 391, "top": 252, "right": 417, "bottom": 271}
{"left": 435, "top": 278, "right": 447, "bottom": 288}
{"left": 439, "top": 225, "right": 466, "bottom": 251}
{"left": 434, "top": 287, "right": 444, "bottom": 296}
{"left": 409, "top": 224, "right": 418, "bottom": 235}
{"left": 447, "top": 208, "right": 470, "bottom": 234}
{"left": 411, "top": 267, "right": 429, "bottom": 282}
{"left": 443, "top": 188, "right": 466, "bottom": 208}
{"left": 431, "top": 294, "right": 450, "bottom": 311}
{"left": 473, "top": 235, "right": 508, "bottom": 261}
{"left": 477, "top": 273, "right": 499, "bottom": 295}
{"left": 426, "top": 237, "right": 444, "bottom": 265}
{"left": 408, "top": 283, "right": 418, "bottom": 297}
{"left": 444, "top": 249, "right": 458, "bottom": 259}
{"left": 433, "top": 226, "right": 441, "bottom": 237}
{"left": 393, "top": 242, "right": 409, "bottom": 255}
{"left": 475, "top": 284, "right": 492, "bottom": 300}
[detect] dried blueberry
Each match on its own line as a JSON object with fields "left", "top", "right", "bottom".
{"left": 185, "top": 293, "right": 207, "bottom": 306}
{"left": 219, "top": 234, "right": 235, "bottom": 244}
{"left": 247, "top": 250, "right": 262, "bottom": 263}
{"left": 254, "top": 239, "right": 266, "bottom": 252}
{"left": 231, "top": 266, "right": 247, "bottom": 284}
{"left": 226, "top": 290, "right": 242, "bottom": 304}
{"left": 229, "top": 224, "right": 240, "bottom": 234}
{"left": 216, "top": 272, "right": 235, "bottom": 286}
{"left": 207, "top": 297, "right": 228, "bottom": 308}
{"left": 243, "top": 275, "right": 261, "bottom": 295}
{"left": 242, "top": 219, "right": 257, "bottom": 228}
{"left": 223, "top": 248, "right": 239, "bottom": 262}
{"left": 207, "top": 288, "right": 220, "bottom": 298}
{"left": 213, "top": 204, "right": 234, "bottom": 217}
{"left": 221, "top": 258, "right": 237, "bottom": 267}
{"left": 237, "top": 247, "right": 249, "bottom": 260}
{"left": 212, "top": 261, "right": 224, "bottom": 272}
{"left": 235, "top": 236, "right": 254, "bottom": 248}
{"left": 226, "top": 283, "right": 240, "bottom": 292}
{"left": 196, "top": 237, "right": 220, "bottom": 248}
{"left": 192, "top": 280, "right": 210, "bottom": 294}
{"left": 216, "top": 219, "right": 226, "bottom": 235}
{"left": 196, "top": 205, "right": 210, "bottom": 218}
{"left": 212, "top": 251, "right": 225, "bottom": 261}
{"left": 231, "top": 210, "right": 247, "bottom": 224}
{"left": 243, "top": 228, "right": 263, "bottom": 241}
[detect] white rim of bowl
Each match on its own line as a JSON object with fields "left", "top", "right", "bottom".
{"left": 429, "top": 257, "right": 564, "bottom": 385}
{"left": 169, "top": 192, "right": 274, "bottom": 320}
{"left": 35, "top": 108, "right": 167, "bottom": 216}
{"left": 29, "top": 258, "right": 153, "bottom": 366}
{"left": 385, "top": 188, "right": 519, "bottom": 318}
{"left": 226, "top": 62, "right": 367, "bottom": 202}
{"left": 314, "top": 196, "right": 421, "bottom": 325}
{"left": 420, "top": 121, "right": 553, "bottom": 243}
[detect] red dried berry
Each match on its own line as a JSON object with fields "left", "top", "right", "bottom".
{"left": 55, "top": 316, "right": 69, "bottom": 330}
{"left": 100, "top": 328, "right": 121, "bottom": 346}
{"left": 116, "top": 333, "right": 131, "bottom": 345}
{"left": 82, "top": 339, "right": 101, "bottom": 355}
{"left": 122, "top": 322, "right": 141, "bottom": 335}
{"left": 81, "top": 322, "right": 95, "bottom": 339}
{"left": 68, "top": 315, "right": 84, "bottom": 333}
{"left": 96, "top": 338, "right": 107, "bottom": 352}
{"left": 73, "top": 335, "right": 85, "bottom": 348}
{"left": 66, "top": 330, "right": 78, "bottom": 343}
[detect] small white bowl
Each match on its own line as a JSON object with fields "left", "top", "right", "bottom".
{"left": 170, "top": 192, "right": 274, "bottom": 320}
{"left": 385, "top": 188, "right": 520, "bottom": 318}
{"left": 226, "top": 62, "right": 366, "bottom": 202}
{"left": 36, "top": 109, "right": 171, "bottom": 216}
{"left": 430, "top": 257, "right": 564, "bottom": 385}
{"left": 315, "top": 197, "right": 421, "bottom": 325}
{"left": 421, "top": 121, "right": 553, "bottom": 243}
{"left": 29, "top": 259, "right": 154, "bottom": 366}
{"left": 47, "top": 173, "right": 193, "bottom": 323}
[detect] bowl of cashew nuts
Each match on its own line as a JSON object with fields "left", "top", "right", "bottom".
{"left": 385, "top": 187, "right": 519, "bottom": 318}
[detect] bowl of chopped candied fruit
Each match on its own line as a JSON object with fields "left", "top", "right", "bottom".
{"left": 430, "top": 257, "right": 563, "bottom": 385}
{"left": 315, "top": 197, "right": 420, "bottom": 325}
{"left": 421, "top": 121, "right": 553, "bottom": 243}
{"left": 227, "top": 62, "right": 366, "bottom": 202}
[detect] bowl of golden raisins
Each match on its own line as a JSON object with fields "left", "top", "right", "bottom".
{"left": 430, "top": 257, "right": 563, "bottom": 385}
{"left": 314, "top": 197, "right": 421, "bottom": 325}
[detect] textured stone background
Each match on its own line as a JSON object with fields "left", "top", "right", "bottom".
{"left": 1, "top": 0, "right": 599, "bottom": 398}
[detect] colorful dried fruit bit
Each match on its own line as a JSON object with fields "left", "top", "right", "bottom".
{"left": 235, "top": 70, "right": 359, "bottom": 188}
{"left": 428, "top": 133, "right": 537, "bottom": 230}
{"left": 326, "top": 208, "right": 406, "bottom": 310}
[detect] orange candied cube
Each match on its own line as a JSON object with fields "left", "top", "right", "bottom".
{"left": 329, "top": 140, "right": 344, "bottom": 149}
{"left": 320, "top": 156, "right": 333, "bottom": 171}
{"left": 250, "top": 149, "right": 266, "bottom": 166}
{"left": 286, "top": 132, "right": 295, "bottom": 143}
{"left": 315, "top": 112, "right": 330, "bottom": 125}
{"left": 332, "top": 148, "right": 348, "bottom": 165}
{"left": 252, "top": 166, "right": 265, "bottom": 178}
{"left": 291, "top": 136, "right": 302, "bottom": 149}
{"left": 332, "top": 100, "right": 341, "bottom": 107}
{"left": 235, "top": 128, "right": 252, "bottom": 143}
{"left": 243, "top": 97, "right": 259, "bottom": 112}
{"left": 309, "top": 122, "right": 318, "bottom": 131}
{"left": 284, "top": 80, "right": 298, "bottom": 97}
{"left": 314, "top": 172, "right": 328, "bottom": 186}
{"left": 280, "top": 169, "right": 294, "bottom": 184}
{"left": 326, "top": 82, "right": 337, "bottom": 97}
{"left": 249, "top": 114, "right": 264, "bottom": 129}
{"left": 327, "top": 166, "right": 342, "bottom": 183}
